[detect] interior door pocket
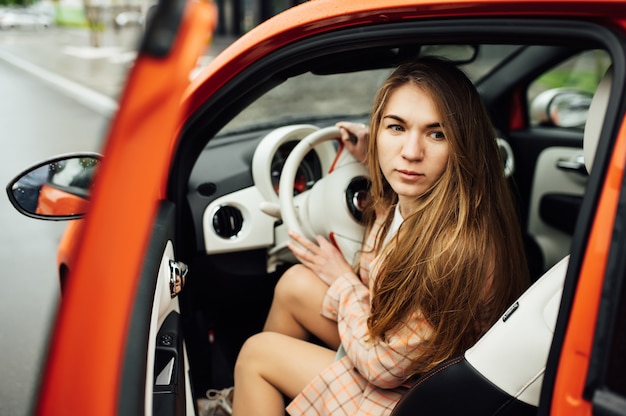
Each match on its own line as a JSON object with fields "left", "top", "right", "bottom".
{"left": 154, "top": 311, "right": 184, "bottom": 415}
{"left": 539, "top": 193, "right": 583, "bottom": 234}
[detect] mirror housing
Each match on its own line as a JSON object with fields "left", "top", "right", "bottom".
{"left": 6, "top": 153, "right": 101, "bottom": 220}
{"left": 531, "top": 88, "right": 593, "bottom": 128}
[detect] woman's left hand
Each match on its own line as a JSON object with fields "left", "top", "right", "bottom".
{"left": 336, "top": 121, "right": 369, "bottom": 164}
{"left": 287, "top": 230, "right": 355, "bottom": 286}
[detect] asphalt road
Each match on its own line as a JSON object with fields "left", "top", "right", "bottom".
{"left": 0, "top": 24, "right": 234, "bottom": 415}
{"left": 0, "top": 34, "right": 112, "bottom": 416}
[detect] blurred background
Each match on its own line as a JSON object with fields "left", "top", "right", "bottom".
{"left": 0, "top": 0, "right": 305, "bottom": 414}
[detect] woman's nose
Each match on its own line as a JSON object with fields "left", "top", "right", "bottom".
{"left": 401, "top": 134, "right": 423, "bottom": 160}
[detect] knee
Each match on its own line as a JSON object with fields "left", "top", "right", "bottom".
{"left": 273, "top": 264, "right": 316, "bottom": 304}
{"left": 235, "top": 332, "right": 276, "bottom": 374}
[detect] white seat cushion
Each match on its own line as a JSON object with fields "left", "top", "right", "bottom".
{"left": 465, "top": 255, "right": 569, "bottom": 406}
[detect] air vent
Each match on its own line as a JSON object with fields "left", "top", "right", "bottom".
{"left": 345, "top": 176, "right": 371, "bottom": 223}
{"left": 212, "top": 205, "right": 243, "bottom": 238}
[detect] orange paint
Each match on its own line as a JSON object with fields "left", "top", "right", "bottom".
{"left": 551, "top": 119, "right": 626, "bottom": 415}
{"left": 36, "top": 2, "right": 217, "bottom": 415}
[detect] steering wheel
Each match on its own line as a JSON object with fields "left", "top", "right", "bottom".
{"left": 278, "top": 126, "right": 370, "bottom": 264}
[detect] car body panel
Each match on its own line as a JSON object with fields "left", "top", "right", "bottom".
{"left": 184, "top": 0, "right": 626, "bottom": 120}
{"left": 551, "top": 117, "right": 626, "bottom": 415}
{"left": 35, "top": 184, "right": 90, "bottom": 216}
{"left": 35, "top": 2, "right": 217, "bottom": 415}
{"left": 57, "top": 219, "right": 81, "bottom": 291}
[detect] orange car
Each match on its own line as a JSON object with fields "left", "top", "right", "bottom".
{"left": 35, "top": 184, "right": 90, "bottom": 217}
{"left": 6, "top": 0, "right": 626, "bottom": 414}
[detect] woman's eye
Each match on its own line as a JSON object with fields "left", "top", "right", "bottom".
{"left": 388, "top": 124, "right": 403, "bottom": 132}
{"left": 430, "top": 131, "right": 445, "bottom": 140}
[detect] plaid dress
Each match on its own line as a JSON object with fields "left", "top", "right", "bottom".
{"left": 287, "top": 207, "right": 433, "bottom": 415}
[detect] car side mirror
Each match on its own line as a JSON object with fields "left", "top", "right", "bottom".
{"left": 6, "top": 153, "right": 101, "bottom": 220}
{"left": 531, "top": 88, "right": 593, "bottom": 128}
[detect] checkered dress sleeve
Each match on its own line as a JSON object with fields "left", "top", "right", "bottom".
{"left": 323, "top": 208, "right": 432, "bottom": 388}
{"left": 287, "top": 270, "right": 430, "bottom": 415}
{"left": 334, "top": 272, "right": 432, "bottom": 388}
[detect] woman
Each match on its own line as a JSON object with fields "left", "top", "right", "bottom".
{"left": 224, "top": 56, "right": 529, "bottom": 415}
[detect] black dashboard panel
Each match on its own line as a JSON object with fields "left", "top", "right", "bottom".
{"left": 186, "top": 118, "right": 369, "bottom": 256}
{"left": 187, "top": 131, "right": 260, "bottom": 252}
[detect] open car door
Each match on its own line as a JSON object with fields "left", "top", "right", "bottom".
{"left": 538, "top": 62, "right": 626, "bottom": 414}
{"left": 35, "top": 0, "right": 217, "bottom": 414}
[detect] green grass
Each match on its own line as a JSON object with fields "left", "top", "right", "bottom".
{"left": 534, "top": 69, "right": 607, "bottom": 94}
{"left": 54, "top": 5, "right": 89, "bottom": 28}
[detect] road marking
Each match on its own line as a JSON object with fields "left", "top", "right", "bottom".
{"left": 109, "top": 51, "right": 138, "bottom": 64}
{"left": 0, "top": 48, "right": 214, "bottom": 113}
{"left": 62, "top": 46, "right": 123, "bottom": 59}
{"left": 0, "top": 49, "right": 118, "bottom": 116}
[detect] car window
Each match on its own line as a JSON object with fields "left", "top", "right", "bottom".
{"left": 528, "top": 49, "right": 611, "bottom": 128}
{"left": 218, "top": 44, "right": 523, "bottom": 136}
{"left": 221, "top": 69, "right": 392, "bottom": 134}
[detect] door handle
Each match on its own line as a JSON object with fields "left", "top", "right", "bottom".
{"left": 556, "top": 154, "right": 587, "bottom": 176}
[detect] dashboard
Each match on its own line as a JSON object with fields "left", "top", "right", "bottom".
{"left": 187, "top": 123, "right": 345, "bottom": 267}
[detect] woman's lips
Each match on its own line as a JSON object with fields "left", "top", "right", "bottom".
{"left": 397, "top": 169, "right": 423, "bottom": 180}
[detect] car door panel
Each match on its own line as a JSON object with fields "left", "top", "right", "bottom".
{"left": 527, "top": 146, "right": 587, "bottom": 271}
{"left": 506, "top": 130, "right": 584, "bottom": 212}
{"left": 539, "top": 193, "right": 582, "bottom": 235}
{"left": 505, "top": 128, "right": 585, "bottom": 278}
{"left": 119, "top": 202, "right": 192, "bottom": 415}
{"left": 153, "top": 311, "right": 186, "bottom": 415}
{"left": 35, "top": 2, "right": 217, "bottom": 413}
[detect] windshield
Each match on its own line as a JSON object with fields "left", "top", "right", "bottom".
{"left": 219, "top": 44, "right": 522, "bottom": 135}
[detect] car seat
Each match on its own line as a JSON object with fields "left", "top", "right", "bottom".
{"left": 391, "top": 65, "right": 613, "bottom": 416}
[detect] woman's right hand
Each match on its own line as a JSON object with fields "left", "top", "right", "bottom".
{"left": 287, "top": 230, "right": 354, "bottom": 286}
{"left": 336, "top": 121, "right": 369, "bottom": 164}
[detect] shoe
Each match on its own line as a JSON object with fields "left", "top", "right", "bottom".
{"left": 197, "top": 386, "right": 234, "bottom": 416}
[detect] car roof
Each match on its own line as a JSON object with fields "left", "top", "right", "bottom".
{"left": 183, "top": 0, "right": 626, "bottom": 118}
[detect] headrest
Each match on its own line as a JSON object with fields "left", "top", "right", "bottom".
{"left": 584, "top": 65, "right": 613, "bottom": 173}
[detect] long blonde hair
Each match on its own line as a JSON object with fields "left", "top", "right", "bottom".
{"left": 364, "top": 57, "right": 529, "bottom": 376}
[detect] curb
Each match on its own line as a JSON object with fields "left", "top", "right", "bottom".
{"left": 0, "top": 49, "right": 119, "bottom": 117}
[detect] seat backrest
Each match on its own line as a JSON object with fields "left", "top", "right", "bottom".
{"left": 584, "top": 65, "right": 613, "bottom": 173}
{"left": 463, "top": 256, "right": 568, "bottom": 407}
{"left": 392, "top": 257, "right": 568, "bottom": 416}
{"left": 392, "top": 65, "right": 613, "bottom": 416}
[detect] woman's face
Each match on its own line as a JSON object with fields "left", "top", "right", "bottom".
{"left": 376, "top": 83, "right": 450, "bottom": 216}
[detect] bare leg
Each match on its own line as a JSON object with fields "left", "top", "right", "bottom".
{"left": 264, "top": 264, "right": 340, "bottom": 349}
{"left": 232, "top": 331, "right": 335, "bottom": 416}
